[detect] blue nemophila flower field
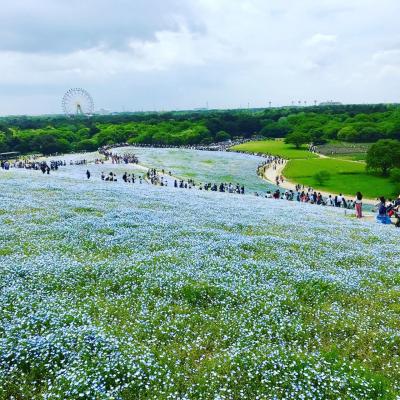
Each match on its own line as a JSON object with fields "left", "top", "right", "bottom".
{"left": 0, "top": 165, "right": 399, "bottom": 399}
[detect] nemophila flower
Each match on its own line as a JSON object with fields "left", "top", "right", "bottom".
{"left": 0, "top": 154, "right": 399, "bottom": 399}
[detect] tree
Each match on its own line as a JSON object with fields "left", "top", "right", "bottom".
{"left": 0, "top": 133, "right": 9, "bottom": 153}
{"left": 366, "top": 139, "right": 400, "bottom": 176}
{"left": 88, "top": 125, "right": 100, "bottom": 137}
{"left": 260, "top": 122, "right": 291, "bottom": 138}
{"left": 2, "top": 104, "right": 400, "bottom": 155}
{"left": 285, "top": 131, "right": 310, "bottom": 148}
{"left": 309, "top": 128, "right": 327, "bottom": 145}
{"left": 31, "top": 134, "right": 66, "bottom": 155}
{"left": 337, "top": 126, "right": 359, "bottom": 141}
{"left": 56, "top": 138, "right": 72, "bottom": 154}
{"left": 358, "top": 126, "right": 383, "bottom": 142}
{"left": 215, "top": 131, "right": 231, "bottom": 142}
{"left": 75, "top": 139, "right": 98, "bottom": 151}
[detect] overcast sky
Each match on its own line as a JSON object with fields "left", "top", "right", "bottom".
{"left": 1, "top": 0, "right": 399, "bottom": 115}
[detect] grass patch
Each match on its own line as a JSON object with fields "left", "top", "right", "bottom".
{"left": 331, "top": 153, "right": 367, "bottom": 161}
{"left": 0, "top": 247, "right": 13, "bottom": 256}
{"left": 97, "top": 228, "right": 115, "bottom": 236}
{"left": 295, "top": 279, "right": 342, "bottom": 306}
{"left": 232, "top": 139, "right": 317, "bottom": 159}
{"left": 284, "top": 158, "right": 396, "bottom": 198}
{"left": 201, "top": 160, "right": 215, "bottom": 165}
{"left": 177, "top": 281, "right": 228, "bottom": 307}
{"left": 73, "top": 207, "right": 103, "bottom": 216}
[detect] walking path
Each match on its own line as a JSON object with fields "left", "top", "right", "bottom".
{"left": 261, "top": 159, "right": 377, "bottom": 206}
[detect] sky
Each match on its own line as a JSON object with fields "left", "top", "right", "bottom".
{"left": 0, "top": 0, "right": 399, "bottom": 115}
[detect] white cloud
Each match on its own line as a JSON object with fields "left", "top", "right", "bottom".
{"left": 0, "top": 0, "right": 400, "bottom": 114}
{"left": 305, "top": 34, "right": 337, "bottom": 47}
{"left": 372, "top": 49, "right": 400, "bottom": 64}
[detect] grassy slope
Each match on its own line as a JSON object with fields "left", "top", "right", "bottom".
{"left": 232, "top": 140, "right": 318, "bottom": 159}
{"left": 284, "top": 158, "right": 396, "bottom": 199}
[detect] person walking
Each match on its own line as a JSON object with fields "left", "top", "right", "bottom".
{"left": 86, "top": 170, "right": 91, "bottom": 179}
{"left": 355, "top": 192, "right": 363, "bottom": 218}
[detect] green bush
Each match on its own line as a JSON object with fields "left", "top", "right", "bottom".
{"left": 390, "top": 168, "right": 400, "bottom": 183}
{"left": 215, "top": 130, "right": 231, "bottom": 142}
{"left": 390, "top": 168, "right": 400, "bottom": 195}
{"left": 313, "top": 170, "right": 331, "bottom": 185}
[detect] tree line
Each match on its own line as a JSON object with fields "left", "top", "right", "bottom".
{"left": 1, "top": 104, "right": 400, "bottom": 156}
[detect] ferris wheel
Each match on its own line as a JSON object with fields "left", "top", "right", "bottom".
{"left": 62, "top": 88, "right": 94, "bottom": 117}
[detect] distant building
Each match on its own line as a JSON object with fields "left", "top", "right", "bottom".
{"left": 96, "top": 108, "right": 111, "bottom": 115}
{"left": 319, "top": 101, "right": 343, "bottom": 106}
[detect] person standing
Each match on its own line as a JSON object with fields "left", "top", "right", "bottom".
{"left": 336, "top": 193, "right": 343, "bottom": 207}
{"left": 86, "top": 170, "right": 91, "bottom": 179}
{"left": 355, "top": 192, "right": 363, "bottom": 218}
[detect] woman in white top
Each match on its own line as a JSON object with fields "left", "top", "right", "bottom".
{"left": 355, "top": 192, "right": 363, "bottom": 218}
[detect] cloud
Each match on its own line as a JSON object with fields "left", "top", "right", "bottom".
{"left": 0, "top": 0, "right": 400, "bottom": 114}
{"left": 370, "top": 48, "right": 400, "bottom": 78}
{"left": 305, "top": 34, "right": 337, "bottom": 47}
{"left": 0, "top": 0, "right": 196, "bottom": 53}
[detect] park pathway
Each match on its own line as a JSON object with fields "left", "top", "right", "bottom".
{"left": 261, "top": 157, "right": 377, "bottom": 206}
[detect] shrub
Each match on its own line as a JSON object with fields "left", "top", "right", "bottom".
{"left": 390, "top": 168, "right": 400, "bottom": 183}
{"left": 390, "top": 168, "right": 400, "bottom": 195}
{"left": 313, "top": 170, "right": 331, "bottom": 185}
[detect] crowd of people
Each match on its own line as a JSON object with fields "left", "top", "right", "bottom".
{"left": 99, "top": 143, "right": 139, "bottom": 164}
{"left": 70, "top": 159, "right": 88, "bottom": 165}
{"left": 96, "top": 166, "right": 247, "bottom": 195}
{"left": 308, "top": 143, "right": 318, "bottom": 153}
{"left": 258, "top": 187, "right": 400, "bottom": 226}
{"left": 257, "top": 156, "right": 285, "bottom": 173}
{"left": 98, "top": 138, "right": 256, "bottom": 154}
{"left": 1, "top": 159, "right": 66, "bottom": 173}
{"left": 262, "top": 187, "right": 358, "bottom": 209}
{"left": 375, "top": 196, "right": 400, "bottom": 226}
{"left": 93, "top": 170, "right": 144, "bottom": 184}
{"left": 196, "top": 182, "right": 245, "bottom": 194}
{"left": 146, "top": 168, "right": 167, "bottom": 185}
{"left": 1, "top": 146, "right": 399, "bottom": 227}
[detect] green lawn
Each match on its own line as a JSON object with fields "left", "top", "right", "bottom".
{"left": 232, "top": 140, "right": 318, "bottom": 159}
{"left": 284, "top": 158, "right": 397, "bottom": 199}
{"left": 330, "top": 153, "right": 367, "bottom": 161}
